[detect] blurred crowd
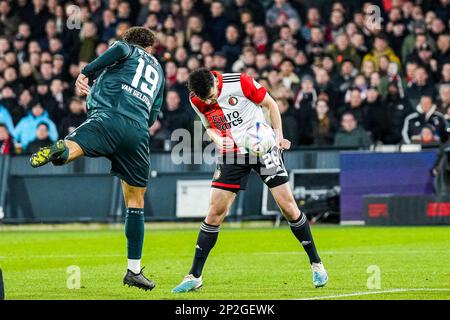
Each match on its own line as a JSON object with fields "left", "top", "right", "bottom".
{"left": 0, "top": 0, "right": 448, "bottom": 155}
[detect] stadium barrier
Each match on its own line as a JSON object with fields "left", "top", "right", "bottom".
{"left": 0, "top": 148, "right": 445, "bottom": 224}
{"left": 340, "top": 151, "right": 437, "bottom": 224}
{"left": 364, "top": 194, "right": 450, "bottom": 225}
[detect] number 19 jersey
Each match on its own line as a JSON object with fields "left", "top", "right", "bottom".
{"left": 86, "top": 41, "right": 165, "bottom": 127}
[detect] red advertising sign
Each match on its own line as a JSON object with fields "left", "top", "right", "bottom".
{"left": 368, "top": 203, "right": 388, "bottom": 218}
{"left": 427, "top": 203, "right": 450, "bottom": 217}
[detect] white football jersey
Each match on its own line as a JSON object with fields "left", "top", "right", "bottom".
{"left": 190, "top": 71, "right": 269, "bottom": 153}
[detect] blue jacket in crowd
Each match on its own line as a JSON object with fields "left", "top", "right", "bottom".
{"left": 0, "top": 104, "right": 15, "bottom": 135}
{"left": 14, "top": 111, "right": 58, "bottom": 149}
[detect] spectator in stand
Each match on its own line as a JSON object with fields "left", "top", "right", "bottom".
{"left": 279, "top": 58, "right": 300, "bottom": 92}
{"left": 0, "top": 101, "right": 14, "bottom": 135}
{"left": 164, "top": 60, "right": 178, "bottom": 90}
{"left": 385, "top": 7, "right": 408, "bottom": 57}
{"left": 266, "top": 0, "right": 300, "bottom": 29}
{"left": 59, "top": 98, "right": 86, "bottom": 138}
{"left": 402, "top": 95, "right": 448, "bottom": 144}
{"left": 326, "top": 9, "right": 345, "bottom": 43}
{"left": 213, "top": 51, "right": 228, "bottom": 72}
{"left": 0, "top": 0, "right": 19, "bottom": 38}
{"left": 406, "top": 66, "right": 438, "bottom": 109}
{"left": 384, "top": 81, "right": 413, "bottom": 144}
{"left": 172, "top": 67, "right": 190, "bottom": 111}
{"left": 442, "top": 63, "right": 450, "bottom": 84}
{"left": 363, "top": 34, "right": 401, "bottom": 71}
{"left": 301, "top": 7, "right": 321, "bottom": 42}
{"left": 13, "top": 100, "right": 58, "bottom": 151}
{"left": 332, "top": 59, "right": 357, "bottom": 106}
{"left": 24, "top": 122, "right": 53, "bottom": 154}
{"left": 314, "top": 67, "right": 336, "bottom": 108}
{"left": 305, "top": 25, "right": 326, "bottom": 61}
{"left": 232, "top": 46, "right": 256, "bottom": 73}
{"left": 101, "top": 9, "right": 118, "bottom": 43}
{"left": 276, "top": 97, "right": 299, "bottom": 147}
{"left": 326, "top": 33, "right": 360, "bottom": 68}
{"left": 221, "top": 25, "right": 242, "bottom": 71}
{"left": 149, "top": 119, "right": 168, "bottom": 151}
{"left": 252, "top": 25, "right": 268, "bottom": 54}
{"left": 337, "top": 87, "right": 367, "bottom": 127}
{"left": 79, "top": 21, "right": 98, "bottom": 63}
{"left": 0, "top": 123, "right": 14, "bottom": 155}
{"left": 162, "top": 90, "right": 192, "bottom": 135}
{"left": 334, "top": 112, "right": 372, "bottom": 148}
{"left": 228, "top": 0, "right": 265, "bottom": 26}
{"left": 410, "top": 124, "right": 441, "bottom": 147}
{"left": 291, "top": 75, "right": 316, "bottom": 145}
{"left": 437, "top": 84, "right": 450, "bottom": 114}
{"left": 364, "top": 86, "right": 389, "bottom": 144}
{"left": 312, "top": 98, "right": 337, "bottom": 146}
{"left": 436, "top": 34, "right": 449, "bottom": 69}
{"left": 401, "top": 21, "right": 436, "bottom": 63}
{"left": 207, "top": 1, "right": 228, "bottom": 50}
{"left": 46, "top": 78, "right": 69, "bottom": 126}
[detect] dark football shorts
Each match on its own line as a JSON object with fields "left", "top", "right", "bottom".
{"left": 65, "top": 112, "right": 150, "bottom": 188}
{"left": 212, "top": 147, "right": 289, "bottom": 193}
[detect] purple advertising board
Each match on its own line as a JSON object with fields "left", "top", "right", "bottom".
{"left": 340, "top": 151, "right": 437, "bottom": 222}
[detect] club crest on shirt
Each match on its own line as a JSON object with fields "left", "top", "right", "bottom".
{"left": 228, "top": 96, "right": 238, "bottom": 106}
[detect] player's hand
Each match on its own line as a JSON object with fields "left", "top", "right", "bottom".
{"left": 76, "top": 74, "right": 90, "bottom": 96}
{"left": 217, "top": 136, "right": 235, "bottom": 152}
{"left": 276, "top": 137, "right": 291, "bottom": 151}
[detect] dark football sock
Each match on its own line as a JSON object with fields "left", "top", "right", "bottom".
{"left": 189, "top": 221, "right": 220, "bottom": 278}
{"left": 289, "top": 213, "right": 321, "bottom": 264}
{"left": 125, "top": 208, "right": 145, "bottom": 260}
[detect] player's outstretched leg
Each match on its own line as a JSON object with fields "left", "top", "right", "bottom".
{"left": 121, "top": 180, "right": 156, "bottom": 291}
{"left": 29, "top": 139, "right": 84, "bottom": 168}
{"left": 270, "top": 183, "right": 328, "bottom": 288}
{"left": 172, "top": 188, "right": 236, "bottom": 293}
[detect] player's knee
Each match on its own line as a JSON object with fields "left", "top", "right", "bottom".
{"left": 124, "top": 189, "right": 145, "bottom": 208}
{"left": 279, "top": 199, "right": 300, "bottom": 220}
{"left": 126, "top": 196, "right": 144, "bottom": 208}
{"left": 207, "top": 204, "right": 227, "bottom": 224}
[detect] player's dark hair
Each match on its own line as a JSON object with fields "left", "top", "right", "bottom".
{"left": 187, "top": 68, "right": 215, "bottom": 99}
{"left": 122, "top": 27, "right": 156, "bottom": 48}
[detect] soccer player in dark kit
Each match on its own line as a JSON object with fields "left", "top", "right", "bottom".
{"left": 29, "top": 27, "right": 165, "bottom": 291}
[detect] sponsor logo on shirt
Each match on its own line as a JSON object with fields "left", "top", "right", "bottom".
{"left": 210, "top": 111, "right": 243, "bottom": 131}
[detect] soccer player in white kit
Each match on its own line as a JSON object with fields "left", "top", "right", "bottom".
{"left": 172, "top": 69, "right": 328, "bottom": 293}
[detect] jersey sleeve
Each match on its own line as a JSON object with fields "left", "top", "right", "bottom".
{"left": 81, "top": 41, "right": 131, "bottom": 78}
{"left": 240, "top": 73, "right": 267, "bottom": 105}
{"left": 189, "top": 98, "right": 211, "bottom": 129}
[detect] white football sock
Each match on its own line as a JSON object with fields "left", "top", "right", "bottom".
{"left": 128, "top": 259, "right": 141, "bottom": 274}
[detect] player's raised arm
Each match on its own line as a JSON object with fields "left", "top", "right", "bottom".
{"left": 76, "top": 41, "right": 132, "bottom": 95}
{"left": 81, "top": 41, "right": 131, "bottom": 78}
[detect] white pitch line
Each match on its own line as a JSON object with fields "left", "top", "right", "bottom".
{"left": 297, "top": 288, "right": 450, "bottom": 300}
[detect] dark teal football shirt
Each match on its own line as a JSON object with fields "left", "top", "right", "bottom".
{"left": 81, "top": 40, "right": 165, "bottom": 127}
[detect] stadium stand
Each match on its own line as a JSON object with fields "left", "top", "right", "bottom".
{"left": 0, "top": 0, "right": 447, "bottom": 153}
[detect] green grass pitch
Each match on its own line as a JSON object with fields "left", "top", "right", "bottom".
{"left": 0, "top": 224, "right": 449, "bottom": 300}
